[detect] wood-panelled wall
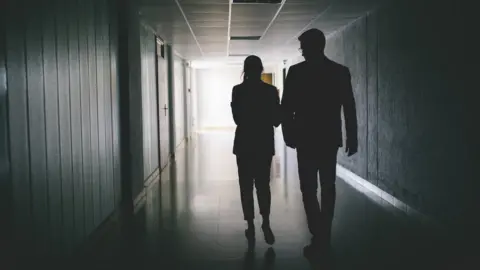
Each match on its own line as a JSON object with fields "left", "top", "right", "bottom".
{"left": 4, "top": 0, "right": 120, "bottom": 255}
{"left": 140, "top": 25, "right": 159, "bottom": 181}
{"left": 0, "top": 0, "right": 11, "bottom": 257}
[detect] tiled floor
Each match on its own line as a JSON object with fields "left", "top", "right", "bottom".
{"left": 91, "top": 131, "right": 467, "bottom": 269}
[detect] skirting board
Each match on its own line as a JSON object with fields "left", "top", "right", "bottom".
{"left": 336, "top": 164, "right": 441, "bottom": 230}
{"left": 133, "top": 168, "right": 161, "bottom": 213}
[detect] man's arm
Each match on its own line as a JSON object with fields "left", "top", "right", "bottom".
{"left": 342, "top": 69, "right": 358, "bottom": 156}
{"left": 231, "top": 86, "right": 240, "bottom": 125}
{"left": 281, "top": 66, "right": 296, "bottom": 148}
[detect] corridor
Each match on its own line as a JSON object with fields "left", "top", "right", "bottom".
{"left": 2, "top": 0, "right": 479, "bottom": 268}
{"left": 87, "top": 131, "right": 463, "bottom": 270}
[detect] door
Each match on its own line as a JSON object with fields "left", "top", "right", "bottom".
{"left": 155, "top": 38, "right": 170, "bottom": 169}
{"left": 185, "top": 65, "right": 192, "bottom": 139}
{"left": 261, "top": 73, "right": 273, "bottom": 85}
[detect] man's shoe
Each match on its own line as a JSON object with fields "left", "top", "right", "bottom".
{"left": 304, "top": 235, "right": 331, "bottom": 259}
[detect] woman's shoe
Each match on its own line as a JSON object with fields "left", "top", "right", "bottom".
{"left": 245, "top": 227, "right": 255, "bottom": 241}
{"left": 262, "top": 225, "right": 275, "bottom": 245}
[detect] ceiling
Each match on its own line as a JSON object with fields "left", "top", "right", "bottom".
{"left": 139, "top": 0, "right": 382, "bottom": 63}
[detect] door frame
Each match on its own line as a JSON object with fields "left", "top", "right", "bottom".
{"left": 154, "top": 36, "right": 171, "bottom": 170}
{"left": 154, "top": 36, "right": 162, "bottom": 169}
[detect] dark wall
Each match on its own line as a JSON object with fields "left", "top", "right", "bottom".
{"left": 4, "top": 0, "right": 120, "bottom": 255}
{"left": 325, "top": 0, "right": 479, "bottom": 235}
{"left": 126, "top": 1, "right": 144, "bottom": 200}
{"left": 0, "top": 0, "right": 11, "bottom": 257}
{"left": 325, "top": 17, "right": 369, "bottom": 179}
{"left": 128, "top": 19, "right": 168, "bottom": 199}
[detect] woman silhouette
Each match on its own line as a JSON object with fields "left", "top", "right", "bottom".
{"left": 231, "top": 55, "right": 280, "bottom": 245}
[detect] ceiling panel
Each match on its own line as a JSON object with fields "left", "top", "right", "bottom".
{"left": 231, "top": 4, "right": 279, "bottom": 21}
{"left": 230, "top": 20, "right": 270, "bottom": 32}
{"left": 140, "top": 0, "right": 175, "bottom": 4}
{"left": 201, "top": 43, "right": 227, "bottom": 49}
{"left": 190, "top": 21, "right": 229, "bottom": 28}
{"left": 196, "top": 35, "right": 228, "bottom": 43}
{"left": 274, "top": 13, "right": 319, "bottom": 22}
{"left": 181, "top": 4, "right": 229, "bottom": 14}
{"left": 280, "top": 3, "right": 329, "bottom": 14}
{"left": 191, "top": 26, "right": 228, "bottom": 36}
{"left": 230, "top": 27, "right": 266, "bottom": 37}
{"left": 229, "top": 40, "right": 262, "bottom": 54}
{"left": 183, "top": 12, "right": 229, "bottom": 22}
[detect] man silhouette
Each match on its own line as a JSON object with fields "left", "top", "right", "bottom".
{"left": 281, "top": 28, "right": 358, "bottom": 255}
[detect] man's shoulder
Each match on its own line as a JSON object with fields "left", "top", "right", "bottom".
{"left": 289, "top": 61, "right": 308, "bottom": 71}
{"left": 290, "top": 59, "right": 349, "bottom": 73}
{"left": 326, "top": 59, "right": 350, "bottom": 74}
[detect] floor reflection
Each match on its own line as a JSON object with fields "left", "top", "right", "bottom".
{"left": 95, "top": 131, "right": 462, "bottom": 269}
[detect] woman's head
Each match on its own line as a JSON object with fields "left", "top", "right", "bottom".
{"left": 243, "top": 55, "right": 263, "bottom": 81}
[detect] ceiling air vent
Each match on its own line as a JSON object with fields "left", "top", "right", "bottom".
{"left": 233, "top": 0, "right": 282, "bottom": 3}
{"left": 230, "top": 36, "right": 261, "bottom": 41}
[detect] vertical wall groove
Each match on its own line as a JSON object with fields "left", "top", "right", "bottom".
{"left": 54, "top": 0, "right": 65, "bottom": 254}
{"left": 41, "top": 7, "right": 52, "bottom": 254}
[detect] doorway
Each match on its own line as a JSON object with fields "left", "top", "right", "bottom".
{"left": 261, "top": 73, "right": 273, "bottom": 85}
{"left": 155, "top": 38, "right": 170, "bottom": 170}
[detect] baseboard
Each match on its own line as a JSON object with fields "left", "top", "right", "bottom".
{"left": 133, "top": 170, "right": 161, "bottom": 214}
{"left": 75, "top": 139, "right": 190, "bottom": 258}
{"left": 143, "top": 167, "right": 160, "bottom": 190}
{"left": 133, "top": 140, "right": 185, "bottom": 213}
{"left": 336, "top": 164, "right": 442, "bottom": 230}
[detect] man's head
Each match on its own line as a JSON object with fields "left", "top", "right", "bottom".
{"left": 298, "top": 28, "right": 326, "bottom": 60}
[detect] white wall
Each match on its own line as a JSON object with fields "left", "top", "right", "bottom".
{"left": 195, "top": 66, "right": 243, "bottom": 130}
{"left": 193, "top": 63, "right": 284, "bottom": 131}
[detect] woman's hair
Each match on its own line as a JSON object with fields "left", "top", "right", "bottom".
{"left": 242, "top": 55, "right": 263, "bottom": 81}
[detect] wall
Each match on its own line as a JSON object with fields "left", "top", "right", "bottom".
{"left": 194, "top": 64, "right": 283, "bottom": 130}
{"left": 191, "top": 68, "right": 198, "bottom": 133}
{"left": 4, "top": 0, "right": 120, "bottom": 255}
{"left": 0, "top": 0, "right": 10, "bottom": 255}
{"left": 323, "top": 0, "right": 479, "bottom": 236}
{"left": 126, "top": 12, "right": 164, "bottom": 200}
{"left": 324, "top": 16, "right": 368, "bottom": 179}
{"left": 173, "top": 55, "right": 186, "bottom": 147}
{"left": 195, "top": 66, "right": 243, "bottom": 129}
{"left": 140, "top": 24, "right": 159, "bottom": 181}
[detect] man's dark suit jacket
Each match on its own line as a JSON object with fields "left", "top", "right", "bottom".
{"left": 281, "top": 57, "right": 358, "bottom": 151}
{"left": 231, "top": 80, "right": 281, "bottom": 156}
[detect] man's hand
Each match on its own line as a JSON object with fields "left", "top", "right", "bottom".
{"left": 345, "top": 141, "right": 357, "bottom": 157}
